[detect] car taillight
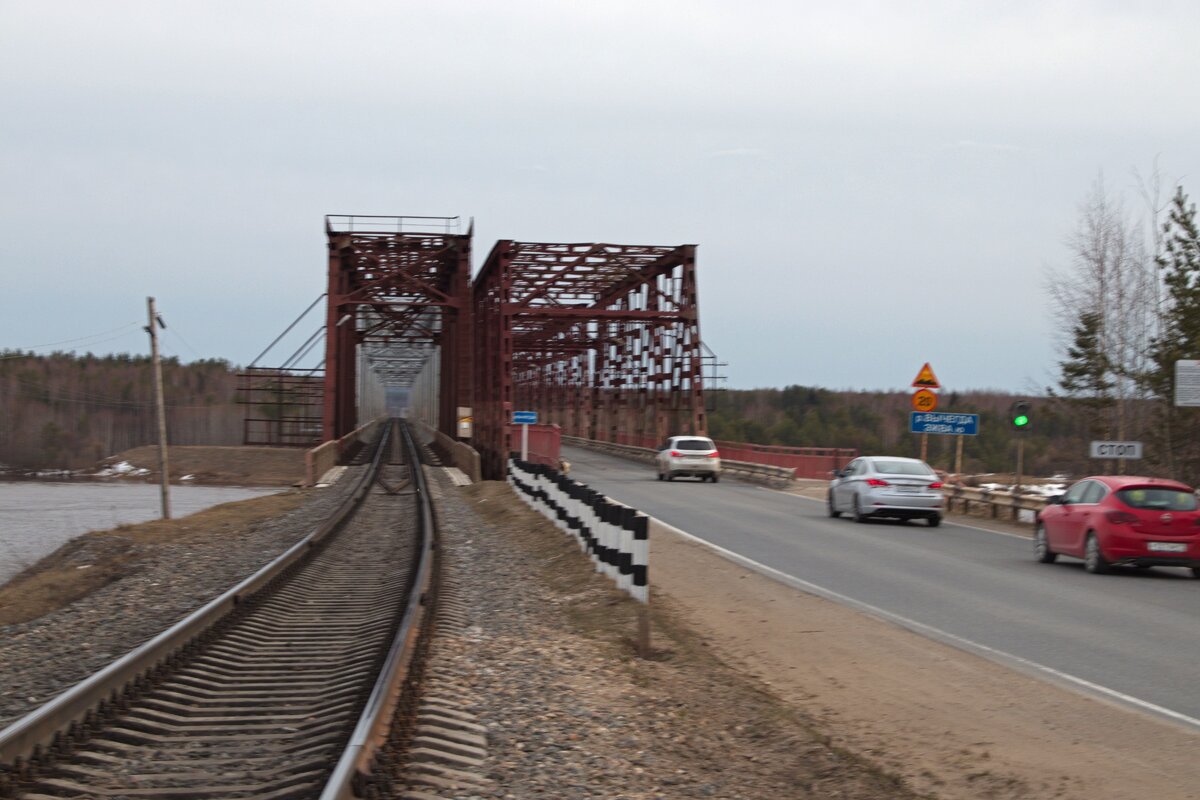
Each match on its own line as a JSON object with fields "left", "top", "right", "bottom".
{"left": 670, "top": 451, "right": 682, "bottom": 457}
{"left": 1105, "top": 510, "right": 1138, "bottom": 525}
{"left": 866, "top": 478, "right": 889, "bottom": 487}
{"left": 928, "top": 482, "right": 943, "bottom": 489}
{"left": 708, "top": 451, "right": 720, "bottom": 459}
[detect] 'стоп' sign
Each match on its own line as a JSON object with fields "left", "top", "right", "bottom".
{"left": 1089, "top": 441, "right": 1143, "bottom": 459}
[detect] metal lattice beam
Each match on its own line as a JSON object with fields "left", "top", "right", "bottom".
{"left": 471, "top": 240, "right": 707, "bottom": 478}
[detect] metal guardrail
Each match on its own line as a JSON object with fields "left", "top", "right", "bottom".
{"left": 562, "top": 436, "right": 796, "bottom": 487}
{"left": 563, "top": 434, "right": 1053, "bottom": 523}
{"left": 943, "top": 485, "right": 1050, "bottom": 526}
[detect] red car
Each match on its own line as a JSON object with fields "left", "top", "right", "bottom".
{"left": 1035, "top": 475, "right": 1200, "bottom": 576}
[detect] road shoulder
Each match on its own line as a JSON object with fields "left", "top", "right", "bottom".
{"left": 649, "top": 497, "right": 1200, "bottom": 800}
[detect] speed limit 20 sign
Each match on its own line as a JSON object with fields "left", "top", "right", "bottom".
{"left": 911, "top": 388, "right": 938, "bottom": 412}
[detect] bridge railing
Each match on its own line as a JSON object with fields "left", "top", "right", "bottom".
{"left": 562, "top": 436, "right": 796, "bottom": 487}
{"left": 304, "top": 418, "right": 384, "bottom": 486}
{"left": 943, "top": 485, "right": 1050, "bottom": 527}
{"left": 712, "top": 440, "right": 857, "bottom": 480}
{"left": 602, "top": 435, "right": 856, "bottom": 480}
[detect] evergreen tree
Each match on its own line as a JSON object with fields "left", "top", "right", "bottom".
{"left": 1147, "top": 186, "right": 1200, "bottom": 480}
{"left": 1056, "top": 308, "right": 1114, "bottom": 439}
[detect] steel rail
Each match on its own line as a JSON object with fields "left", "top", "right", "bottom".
{"left": 320, "top": 419, "right": 436, "bottom": 799}
{"left": 0, "top": 422, "right": 392, "bottom": 779}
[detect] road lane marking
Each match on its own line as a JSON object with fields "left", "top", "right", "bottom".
{"left": 652, "top": 515, "right": 1200, "bottom": 732}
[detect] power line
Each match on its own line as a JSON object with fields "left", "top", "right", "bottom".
{"left": 1, "top": 329, "right": 148, "bottom": 361}
{"left": 1, "top": 375, "right": 241, "bottom": 410}
{"left": 12, "top": 322, "right": 144, "bottom": 350}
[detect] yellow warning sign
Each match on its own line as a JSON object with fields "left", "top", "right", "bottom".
{"left": 911, "top": 388, "right": 938, "bottom": 412}
{"left": 912, "top": 362, "right": 940, "bottom": 389}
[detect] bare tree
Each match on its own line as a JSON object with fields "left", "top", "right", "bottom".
{"left": 1047, "top": 174, "right": 1158, "bottom": 450}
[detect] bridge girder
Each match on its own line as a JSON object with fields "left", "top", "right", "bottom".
{"left": 471, "top": 240, "right": 706, "bottom": 479}
{"left": 323, "top": 215, "right": 472, "bottom": 441}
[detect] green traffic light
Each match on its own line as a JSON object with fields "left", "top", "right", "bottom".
{"left": 1013, "top": 414, "right": 1029, "bottom": 427}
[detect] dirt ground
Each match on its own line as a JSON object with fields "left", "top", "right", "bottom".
{"left": 0, "top": 491, "right": 306, "bottom": 626}
{"left": 105, "top": 445, "right": 308, "bottom": 485}
{"left": 9, "top": 471, "right": 1200, "bottom": 799}
{"left": 649, "top": 481, "right": 1200, "bottom": 799}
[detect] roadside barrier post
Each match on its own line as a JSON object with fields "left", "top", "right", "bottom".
{"left": 505, "top": 458, "right": 653, "bottom": 657}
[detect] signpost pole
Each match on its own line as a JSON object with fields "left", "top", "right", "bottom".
{"left": 1015, "top": 439, "right": 1024, "bottom": 496}
{"left": 513, "top": 411, "right": 538, "bottom": 460}
{"left": 955, "top": 435, "right": 963, "bottom": 478}
{"left": 920, "top": 433, "right": 928, "bottom": 462}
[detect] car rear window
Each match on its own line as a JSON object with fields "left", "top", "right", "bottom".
{"left": 675, "top": 438, "right": 715, "bottom": 451}
{"left": 1115, "top": 487, "right": 1198, "bottom": 511}
{"left": 872, "top": 460, "right": 934, "bottom": 476}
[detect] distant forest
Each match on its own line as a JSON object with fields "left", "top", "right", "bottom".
{"left": 707, "top": 386, "right": 1169, "bottom": 480}
{"left": 0, "top": 351, "right": 242, "bottom": 470}
{"left": 0, "top": 352, "right": 1184, "bottom": 480}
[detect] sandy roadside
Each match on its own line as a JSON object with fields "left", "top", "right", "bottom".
{"left": 648, "top": 487, "right": 1200, "bottom": 800}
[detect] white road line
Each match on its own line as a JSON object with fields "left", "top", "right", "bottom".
{"left": 653, "top": 515, "right": 1200, "bottom": 731}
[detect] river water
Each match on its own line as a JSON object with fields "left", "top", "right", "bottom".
{"left": 0, "top": 482, "right": 281, "bottom": 585}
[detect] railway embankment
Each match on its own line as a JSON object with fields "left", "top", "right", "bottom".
{"left": 4, "top": 465, "right": 1198, "bottom": 799}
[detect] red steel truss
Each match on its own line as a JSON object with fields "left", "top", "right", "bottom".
{"left": 323, "top": 215, "right": 472, "bottom": 441}
{"left": 472, "top": 241, "right": 707, "bottom": 478}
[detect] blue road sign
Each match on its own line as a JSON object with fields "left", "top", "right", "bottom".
{"left": 910, "top": 411, "right": 979, "bottom": 436}
{"left": 512, "top": 410, "right": 538, "bottom": 425}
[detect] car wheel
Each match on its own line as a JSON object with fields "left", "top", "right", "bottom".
{"left": 1084, "top": 533, "right": 1109, "bottom": 574}
{"left": 1191, "top": 568, "right": 1200, "bottom": 579}
{"left": 1033, "top": 524, "right": 1057, "bottom": 563}
{"left": 666, "top": 471, "right": 675, "bottom": 481}
{"left": 927, "top": 513, "right": 941, "bottom": 528}
{"left": 852, "top": 495, "right": 868, "bottom": 523}
{"left": 827, "top": 493, "right": 841, "bottom": 518}
{"left": 711, "top": 473, "right": 720, "bottom": 483}
{"left": 657, "top": 470, "right": 665, "bottom": 481}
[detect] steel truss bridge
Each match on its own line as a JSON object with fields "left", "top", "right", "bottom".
{"left": 240, "top": 215, "right": 722, "bottom": 479}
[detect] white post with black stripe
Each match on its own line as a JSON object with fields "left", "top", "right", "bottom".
{"left": 506, "top": 457, "right": 650, "bottom": 606}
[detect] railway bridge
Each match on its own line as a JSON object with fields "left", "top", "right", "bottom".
{"left": 240, "top": 214, "right": 720, "bottom": 479}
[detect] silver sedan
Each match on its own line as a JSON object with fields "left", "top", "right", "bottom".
{"left": 828, "top": 456, "right": 944, "bottom": 526}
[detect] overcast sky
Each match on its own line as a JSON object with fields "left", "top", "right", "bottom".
{"left": 4, "top": 1, "right": 1199, "bottom": 393}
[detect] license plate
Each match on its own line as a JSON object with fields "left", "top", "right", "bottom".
{"left": 1148, "top": 542, "right": 1188, "bottom": 553}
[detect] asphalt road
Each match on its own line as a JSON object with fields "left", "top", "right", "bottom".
{"left": 563, "top": 445, "right": 1200, "bottom": 728}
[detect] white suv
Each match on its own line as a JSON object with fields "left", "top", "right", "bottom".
{"left": 655, "top": 436, "right": 721, "bottom": 482}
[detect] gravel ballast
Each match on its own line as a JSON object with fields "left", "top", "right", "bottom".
{"left": 0, "top": 465, "right": 916, "bottom": 799}
{"left": 0, "top": 469, "right": 361, "bottom": 729}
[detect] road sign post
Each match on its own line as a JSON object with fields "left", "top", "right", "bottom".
{"left": 911, "top": 365, "right": 941, "bottom": 465}
{"left": 1089, "top": 441, "right": 1143, "bottom": 459}
{"left": 1175, "top": 360, "right": 1200, "bottom": 407}
{"left": 909, "top": 412, "right": 979, "bottom": 436}
{"left": 512, "top": 410, "right": 538, "bottom": 461}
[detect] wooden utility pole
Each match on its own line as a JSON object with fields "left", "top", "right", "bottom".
{"left": 146, "top": 297, "right": 171, "bottom": 519}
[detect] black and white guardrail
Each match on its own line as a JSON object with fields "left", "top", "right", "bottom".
{"left": 507, "top": 458, "right": 649, "bottom": 603}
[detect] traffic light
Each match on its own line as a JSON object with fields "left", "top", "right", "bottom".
{"left": 1009, "top": 401, "right": 1031, "bottom": 431}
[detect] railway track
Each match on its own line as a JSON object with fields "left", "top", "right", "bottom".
{"left": 0, "top": 420, "right": 437, "bottom": 799}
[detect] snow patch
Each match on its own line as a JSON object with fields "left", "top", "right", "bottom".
{"left": 94, "top": 461, "right": 151, "bottom": 478}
